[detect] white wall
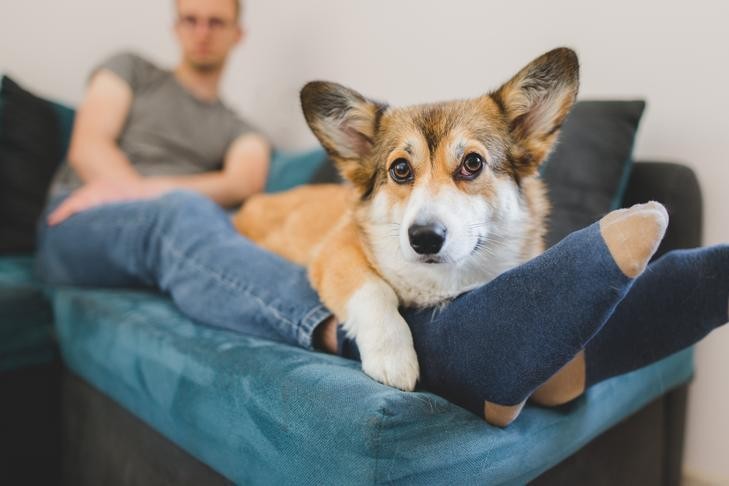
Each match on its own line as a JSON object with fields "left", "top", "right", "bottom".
{"left": 2, "top": 0, "right": 728, "bottom": 480}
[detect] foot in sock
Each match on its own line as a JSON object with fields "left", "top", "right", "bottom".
{"left": 337, "top": 201, "right": 668, "bottom": 426}
{"left": 533, "top": 244, "right": 729, "bottom": 406}
{"left": 532, "top": 243, "right": 729, "bottom": 406}
{"left": 587, "top": 243, "right": 729, "bottom": 384}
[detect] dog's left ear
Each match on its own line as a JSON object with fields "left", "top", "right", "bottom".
{"left": 301, "top": 81, "right": 386, "bottom": 188}
{"left": 490, "top": 47, "right": 579, "bottom": 176}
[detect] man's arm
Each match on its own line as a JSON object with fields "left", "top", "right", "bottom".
{"left": 69, "top": 66, "right": 270, "bottom": 204}
{"left": 147, "top": 132, "right": 270, "bottom": 208}
{"left": 50, "top": 125, "right": 269, "bottom": 224}
{"left": 48, "top": 69, "right": 154, "bottom": 225}
{"left": 67, "top": 69, "right": 140, "bottom": 182}
{"left": 49, "top": 68, "right": 270, "bottom": 224}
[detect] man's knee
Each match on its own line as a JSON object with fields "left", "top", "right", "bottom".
{"left": 151, "top": 190, "right": 220, "bottom": 221}
{"left": 34, "top": 191, "right": 226, "bottom": 286}
{"left": 148, "top": 190, "right": 229, "bottom": 235}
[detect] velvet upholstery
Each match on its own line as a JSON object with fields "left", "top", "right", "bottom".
{"left": 265, "top": 148, "right": 328, "bottom": 194}
{"left": 0, "top": 256, "right": 55, "bottom": 371}
{"left": 51, "top": 286, "right": 693, "bottom": 484}
{"left": 0, "top": 76, "right": 68, "bottom": 253}
{"left": 0, "top": 73, "right": 697, "bottom": 482}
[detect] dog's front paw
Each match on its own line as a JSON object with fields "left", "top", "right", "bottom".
{"left": 361, "top": 343, "right": 420, "bottom": 391}
{"left": 341, "top": 280, "right": 420, "bottom": 391}
{"left": 355, "top": 314, "right": 420, "bottom": 392}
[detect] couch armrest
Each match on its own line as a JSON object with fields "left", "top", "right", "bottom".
{"left": 622, "top": 161, "right": 703, "bottom": 258}
{"left": 620, "top": 161, "right": 700, "bottom": 485}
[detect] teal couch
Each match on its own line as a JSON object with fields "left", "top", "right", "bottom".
{"left": 0, "top": 256, "right": 55, "bottom": 372}
{"left": 0, "top": 252, "right": 695, "bottom": 484}
{"left": 0, "top": 159, "right": 701, "bottom": 485}
{"left": 0, "top": 74, "right": 701, "bottom": 483}
{"left": 52, "top": 284, "right": 692, "bottom": 484}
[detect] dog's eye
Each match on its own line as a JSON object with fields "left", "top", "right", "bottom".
{"left": 457, "top": 153, "right": 484, "bottom": 179}
{"left": 389, "top": 159, "right": 414, "bottom": 183}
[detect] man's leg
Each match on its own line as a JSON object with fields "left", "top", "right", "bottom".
{"left": 36, "top": 191, "right": 332, "bottom": 349}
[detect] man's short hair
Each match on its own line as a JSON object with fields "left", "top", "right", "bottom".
{"left": 175, "top": 0, "right": 243, "bottom": 22}
{"left": 233, "top": 0, "right": 242, "bottom": 21}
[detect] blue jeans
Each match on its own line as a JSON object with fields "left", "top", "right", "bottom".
{"left": 35, "top": 191, "right": 332, "bottom": 350}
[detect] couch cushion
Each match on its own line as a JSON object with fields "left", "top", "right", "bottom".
{"left": 541, "top": 100, "right": 645, "bottom": 247}
{"left": 0, "top": 76, "right": 74, "bottom": 253}
{"left": 52, "top": 287, "right": 693, "bottom": 485}
{"left": 0, "top": 257, "right": 55, "bottom": 372}
{"left": 265, "top": 148, "right": 328, "bottom": 194}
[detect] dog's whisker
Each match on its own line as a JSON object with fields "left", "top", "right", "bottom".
{"left": 476, "top": 248, "right": 497, "bottom": 259}
{"left": 482, "top": 235, "right": 513, "bottom": 247}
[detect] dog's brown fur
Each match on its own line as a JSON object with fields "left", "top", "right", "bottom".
{"left": 232, "top": 47, "right": 580, "bottom": 405}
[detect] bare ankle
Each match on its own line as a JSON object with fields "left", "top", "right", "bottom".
{"left": 313, "top": 315, "right": 339, "bottom": 354}
{"left": 531, "top": 351, "right": 586, "bottom": 406}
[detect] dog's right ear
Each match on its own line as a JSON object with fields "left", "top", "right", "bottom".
{"left": 301, "top": 81, "right": 386, "bottom": 187}
{"left": 490, "top": 47, "right": 580, "bottom": 177}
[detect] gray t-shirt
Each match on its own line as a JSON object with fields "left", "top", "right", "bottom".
{"left": 49, "top": 51, "right": 253, "bottom": 197}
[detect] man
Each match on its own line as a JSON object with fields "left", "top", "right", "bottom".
{"left": 40, "top": 0, "right": 342, "bottom": 353}
{"left": 47, "top": 0, "right": 269, "bottom": 220}
{"left": 37, "top": 0, "right": 729, "bottom": 426}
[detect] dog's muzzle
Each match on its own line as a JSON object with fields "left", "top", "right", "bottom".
{"left": 408, "top": 223, "right": 447, "bottom": 255}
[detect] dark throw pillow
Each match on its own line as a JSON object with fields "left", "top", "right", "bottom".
{"left": 0, "top": 75, "right": 70, "bottom": 253}
{"left": 541, "top": 100, "right": 645, "bottom": 248}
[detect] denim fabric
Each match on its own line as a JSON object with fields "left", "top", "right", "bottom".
{"left": 51, "top": 286, "right": 694, "bottom": 485}
{"left": 35, "top": 191, "right": 332, "bottom": 350}
{"left": 0, "top": 256, "right": 55, "bottom": 371}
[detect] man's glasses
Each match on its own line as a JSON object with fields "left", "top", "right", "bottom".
{"left": 178, "top": 15, "right": 234, "bottom": 32}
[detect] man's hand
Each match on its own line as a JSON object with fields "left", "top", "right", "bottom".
{"left": 47, "top": 178, "right": 172, "bottom": 226}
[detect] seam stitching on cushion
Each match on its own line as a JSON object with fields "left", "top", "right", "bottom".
{"left": 373, "top": 405, "right": 394, "bottom": 485}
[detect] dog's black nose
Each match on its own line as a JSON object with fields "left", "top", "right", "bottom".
{"left": 408, "top": 223, "right": 447, "bottom": 255}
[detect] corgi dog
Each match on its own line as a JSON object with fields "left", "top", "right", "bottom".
{"left": 233, "top": 47, "right": 579, "bottom": 392}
